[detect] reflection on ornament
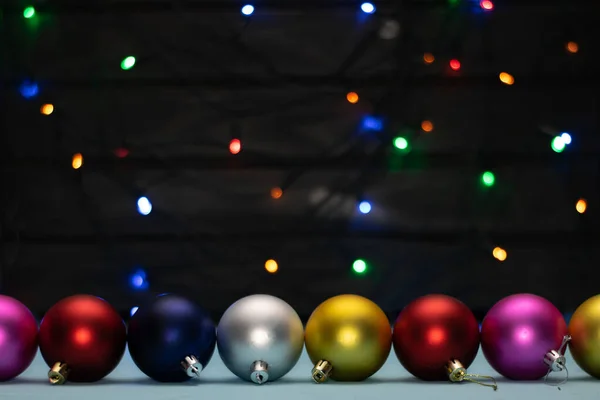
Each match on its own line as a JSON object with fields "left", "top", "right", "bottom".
{"left": 393, "top": 294, "right": 496, "bottom": 390}
{"left": 0, "top": 295, "right": 38, "bottom": 381}
{"left": 305, "top": 294, "right": 391, "bottom": 383}
{"left": 128, "top": 294, "right": 216, "bottom": 382}
{"left": 39, "top": 294, "right": 126, "bottom": 384}
{"left": 217, "top": 294, "right": 304, "bottom": 384}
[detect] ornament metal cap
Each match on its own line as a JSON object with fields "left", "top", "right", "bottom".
{"left": 311, "top": 360, "right": 333, "bottom": 383}
{"left": 446, "top": 359, "right": 497, "bottom": 390}
{"left": 48, "top": 362, "right": 69, "bottom": 385}
{"left": 181, "top": 355, "right": 203, "bottom": 379}
{"left": 250, "top": 360, "right": 269, "bottom": 384}
{"left": 544, "top": 335, "right": 571, "bottom": 387}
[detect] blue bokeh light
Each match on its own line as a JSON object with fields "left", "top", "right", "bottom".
{"left": 241, "top": 4, "right": 254, "bottom": 15}
{"left": 130, "top": 306, "right": 139, "bottom": 316}
{"left": 359, "top": 201, "right": 372, "bottom": 214}
{"left": 130, "top": 269, "right": 149, "bottom": 290}
{"left": 560, "top": 132, "right": 572, "bottom": 145}
{"left": 19, "top": 81, "right": 39, "bottom": 99}
{"left": 362, "top": 116, "right": 383, "bottom": 132}
{"left": 137, "top": 196, "right": 152, "bottom": 215}
{"left": 361, "top": 2, "right": 376, "bottom": 14}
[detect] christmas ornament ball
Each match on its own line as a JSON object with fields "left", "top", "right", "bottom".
{"left": 392, "top": 294, "right": 480, "bottom": 381}
{"left": 0, "top": 295, "right": 38, "bottom": 381}
{"left": 39, "top": 294, "right": 126, "bottom": 384}
{"left": 569, "top": 294, "right": 600, "bottom": 378}
{"left": 217, "top": 294, "right": 304, "bottom": 384}
{"left": 481, "top": 293, "right": 567, "bottom": 380}
{"left": 305, "top": 294, "right": 391, "bottom": 383}
{"left": 128, "top": 294, "right": 216, "bottom": 382}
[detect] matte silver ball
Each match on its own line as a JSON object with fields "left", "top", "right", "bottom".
{"left": 217, "top": 294, "right": 304, "bottom": 384}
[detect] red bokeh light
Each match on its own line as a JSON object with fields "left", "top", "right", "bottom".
{"left": 114, "top": 148, "right": 130, "bottom": 158}
{"left": 480, "top": 0, "right": 494, "bottom": 10}
{"left": 449, "top": 59, "right": 461, "bottom": 71}
{"left": 229, "top": 138, "right": 241, "bottom": 154}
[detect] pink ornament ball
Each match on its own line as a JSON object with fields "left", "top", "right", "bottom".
{"left": 481, "top": 293, "right": 567, "bottom": 380}
{"left": 0, "top": 295, "right": 39, "bottom": 381}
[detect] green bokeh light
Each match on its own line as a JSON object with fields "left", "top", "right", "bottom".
{"left": 121, "top": 56, "right": 136, "bottom": 70}
{"left": 481, "top": 171, "right": 495, "bottom": 187}
{"left": 551, "top": 136, "right": 566, "bottom": 153}
{"left": 393, "top": 137, "right": 409, "bottom": 150}
{"left": 23, "top": 6, "right": 35, "bottom": 18}
{"left": 352, "top": 259, "right": 367, "bottom": 274}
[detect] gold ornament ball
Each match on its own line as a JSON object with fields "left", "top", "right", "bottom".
{"left": 305, "top": 294, "right": 392, "bottom": 382}
{"left": 569, "top": 294, "right": 600, "bottom": 378}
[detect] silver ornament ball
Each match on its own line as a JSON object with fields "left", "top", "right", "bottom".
{"left": 217, "top": 294, "right": 304, "bottom": 384}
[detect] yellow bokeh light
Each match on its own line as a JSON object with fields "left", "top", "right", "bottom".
{"left": 271, "top": 187, "right": 283, "bottom": 199}
{"left": 72, "top": 153, "right": 83, "bottom": 170}
{"left": 423, "top": 53, "right": 435, "bottom": 64}
{"left": 576, "top": 199, "right": 587, "bottom": 214}
{"left": 499, "top": 72, "right": 514, "bottom": 85}
{"left": 41, "top": 104, "right": 54, "bottom": 115}
{"left": 493, "top": 247, "right": 507, "bottom": 262}
{"left": 265, "top": 259, "right": 278, "bottom": 273}
{"left": 567, "top": 41, "right": 579, "bottom": 54}
{"left": 346, "top": 92, "right": 359, "bottom": 104}
{"left": 421, "top": 120, "right": 434, "bottom": 132}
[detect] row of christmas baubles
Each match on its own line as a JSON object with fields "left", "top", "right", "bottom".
{"left": 1, "top": 292, "right": 599, "bottom": 387}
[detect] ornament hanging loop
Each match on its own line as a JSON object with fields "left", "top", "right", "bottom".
{"left": 446, "top": 359, "right": 498, "bottom": 391}
{"left": 48, "top": 362, "right": 69, "bottom": 385}
{"left": 544, "top": 335, "right": 571, "bottom": 387}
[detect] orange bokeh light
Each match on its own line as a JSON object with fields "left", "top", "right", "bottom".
{"left": 346, "top": 92, "right": 359, "bottom": 104}
{"left": 271, "top": 187, "right": 283, "bottom": 199}
{"left": 72, "top": 153, "right": 83, "bottom": 170}
{"left": 576, "top": 199, "right": 587, "bottom": 214}
{"left": 493, "top": 247, "right": 507, "bottom": 262}
{"left": 567, "top": 41, "right": 579, "bottom": 54}
{"left": 423, "top": 53, "right": 435, "bottom": 64}
{"left": 265, "top": 259, "right": 278, "bottom": 273}
{"left": 421, "top": 120, "right": 434, "bottom": 132}
{"left": 41, "top": 104, "right": 54, "bottom": 115}
{"left": 499, "top": 72, "right": 515, "bottom": 85}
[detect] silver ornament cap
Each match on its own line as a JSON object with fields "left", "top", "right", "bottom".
{"left": 250, "top": 360, "right": 269, "bottom": 384}
{"left": 181, "top": 355, "right": 203, "bottom": 378}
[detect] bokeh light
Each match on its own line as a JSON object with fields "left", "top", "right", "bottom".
{"left": 137, "top": 196, "right": 152, "bottom": 216}
{"left": 393, "top": 136, "right": 409, "bottom": 151}
{"left": 576, "top": 199, "right": 587, "bottom": 214}
{"left": 346, "top": 92, "right": 359, "bottom": 104}
{"left": 19, "top": 81, "right": 39, "bottom": 99}
{"left": 421, "top": 120, "right": 434, "bottom": 132}
{"left": 551, "top": 136, "right": 566, "bottom": 153}
{"left": 424, "top": 53, "right": 435, "bottom": 64}
{"left": 480, "top": 0, "right": 494, "bottom": 11}
{"left": 241, "top": 5, "right": 254, "bottom": 15}
{"left": 361, "top": 2, "right": 375, "bottom": 14}
{"left": 23, "top": 6, "right": 35, "bottom": 18}
{"left": 265, "top": 259, "right": 278, "bottom": 273}
{"left": 566, "top": 41, "right": 579, "bottom": 54}
{"left": 561, "top": 132, "right": 572, "bottom": 145}
{"left": 499, "top": 72, "right": 514, "bottom": 85}
{"left": 121, "top": 56, "right": 136, "bottom": 70}
{"left": 130, "top": 269, "right": 149, "bottom": 290}
{"left": 72, "top": 153, "right": 83, "bottom": 170}
{"left": 450, "top": 59, "right": 461, "bottom": 71}
{"left": 41, "top": 104, "right": 54, "bottom": 115}
{"left": 493, "top": 247, "right": 507, "bottom": 261}
{"left": 481, "top": 171, "right": 495, "bottom": 187}
{"left": 271, "top": 187, "right": 283, "bottom": 199}
{"left": 353, "top": 259, "right": 367, "bottom": 274}
{"left": 358, "top": 201, "right": 372, "bottom": 214}
{"left": 229, "top": 138, "right": 242, "bottom": 154}
{"left": 114, "top": 147, "right": 130, "bottom": 158}
{"left": 130, "top": 307, "right": 139, "bottom": 317}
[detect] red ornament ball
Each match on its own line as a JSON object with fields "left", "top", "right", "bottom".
{"left": 39, "top": 295, "right": 126, "bottom": 383}
{"left": 392, "top": 294, "right": 480, "bottom": 380}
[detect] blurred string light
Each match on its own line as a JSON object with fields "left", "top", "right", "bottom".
{"left": 229, "top": 138, "right": 242, "bottom": 154}
{"left": 360, "top": 2, "right": 375, "bottom": 14}
{"left": 241, "top": 4, "right": 254, "bottom": 15}
{"left": 362, "top": 116, "right": 383, "bottom": 131}
{"left": 352, "top": 259, "right": 367, "bottom": 274}
{"left": 449, "top": 59, "right": 461, "bottom": 71}
{"left": 566, "top": 41, "right": 579, "bottom": 54}
{"left": 265, "top": 259, "right": 278, "bottom": 273}
{"left": 130, "top": 307, "right": 139, "bottom": 317}
{"left": 114, "top": 147, "right": 130, "bottom": 158}
{"left": 40, "top": 104, "right": 54, "bottom": 115}
{"left": 480, "top": 0, "right": 494, "bottom": 11}
{"left": 121, "top": 56, "right": 136, "bottom": 70}
{"left": 19, "top": 81, "right": 38, "bottom": 99}
{"left": 561, "top": 132, "right": 572, "bottom": 145}
{"left": 499, "top": 72, "right": 514, "bottom": 85}
{"left": 421, "top": 120, "right": 433, "bottom": 132}
{"left": 551, "top": 135, "right": 568, "bottom": 153}
{"left": 493, "top": 247, "right": 507, "bottom": 262}
{"left": 481, "top": 171, "right": 495, "bottom": 187}
{"left": 23, "top": 6, "right": 35, "bottom": 18}
{"left": 393, "top": 136, "right": 410, "bottom": 152}
{"left": 130, "top": 269, "right": 149, "bottom": 290}
{"left": 346, "top": 92, "right": 359, "bottom": 104}
{"left": 137, "top": 196, "right": 152, "bottom": 215}
{"left": 271, "top": 187, "right": 283, "bottom": 199}
{"left": 358, "top": 201, "right": 372, "bottom": 214}
{"left": 576, "top": 199, "right": 587, "bottom": 214}
{"left": 72, "top": 153, "right": 83, "bottom": 169}
{"left": 423, "top": 53, "right": 435, "bottom": 64}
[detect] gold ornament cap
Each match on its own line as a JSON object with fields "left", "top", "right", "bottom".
{"left": 544, "top": 335, "right": 571, "bottom": 386}
{"left": 445, "top": 359, "right": 497, "bottom": 390}
{"left": 250, "top": 360, "right": 269, "bottom": 384}
{"left": 312, "top": 360, "right": 333, "bottom": 383}
{"left": 48, "top": 362, "right": 69, "bottom": 385}
{"left": 181, "top": 355, "right": 203, "bottom": 378}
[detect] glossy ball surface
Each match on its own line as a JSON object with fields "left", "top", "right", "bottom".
{"left": 481, "top": 293, "right": 566, "bottom": 380}
{"left": 217, "top": 294, "right": 304, "bottom": 383}
{"left": 39, "top": 294, "right": 126, "bottom": 382}
{"left": 0, "top": 295, "right": 38, "bottom": 381}
{"left": 305, "top": 294, "right": 391, "bottom": 381}
{"left": 569, "top": 294, "right": 600, "bottom": 378}
{"left": 392, "top": 294, "right": 479, "bottom": 381}
{"left": 128, "top": 294, "right": 216, "bottom": 382}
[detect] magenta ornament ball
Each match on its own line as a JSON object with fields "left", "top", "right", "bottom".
{"left": 0, "top": 295, "right": 39, "bottom": 381}
{"left": 481, "top": 293, "right": 566, "bottom": 380}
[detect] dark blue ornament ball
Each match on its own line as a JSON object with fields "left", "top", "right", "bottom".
{"left": 127, "top": 294, "right": 216, "bottom": 382}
